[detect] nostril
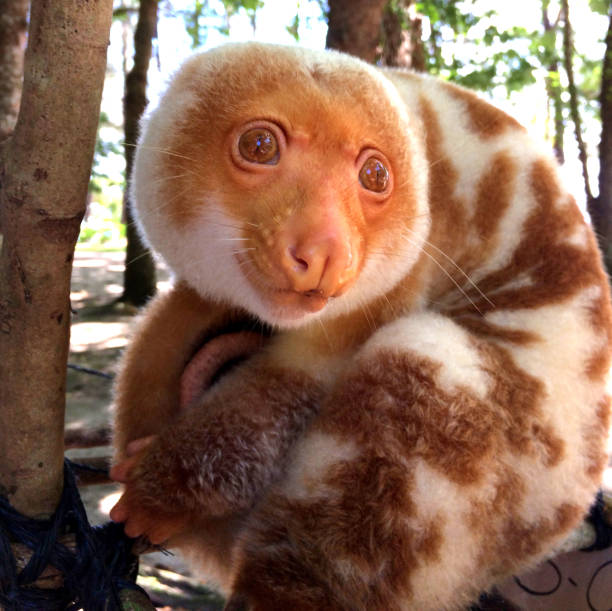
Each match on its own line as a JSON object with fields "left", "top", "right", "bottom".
{"left": 289, "top": 246, "right": 309, "bottom": 272}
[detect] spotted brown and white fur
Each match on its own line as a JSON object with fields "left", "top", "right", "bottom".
{"left": 111, "top": 43, "right": 612, "bottom": 610}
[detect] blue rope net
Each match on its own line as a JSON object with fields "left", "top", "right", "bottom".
{"left": 0, "top": 459, "right": 149, "bottom": 611}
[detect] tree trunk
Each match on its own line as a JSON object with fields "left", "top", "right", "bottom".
{"left": 122, "top": 0, "right": 158, "bottom": 307}
{"left": 0, "top": 0, "right": 113, "bottom": 517}
{"left": 326, "top": 0, "right": 388, "bottom": 62}
{"left": 380, "top": 0, "right": 425, "bottom": 70}
{"left": 561, "top": 0, "right": 593, "bottom": 203}
{"left": 589, "top": 5, "right": 612, "bottom": 276}
{"left": 0, "top": 0, "right": 29, "bottom": 142}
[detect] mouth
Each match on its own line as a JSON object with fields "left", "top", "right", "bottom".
{"left": 235, "top": 252, "right": 331, "bottom": 317}
{"left": 270, "top": 287, "right": 329, "bottom": 314}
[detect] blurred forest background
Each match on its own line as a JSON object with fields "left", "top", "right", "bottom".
{"left": 1, "top": 0, "right": 612, "bottom": 608}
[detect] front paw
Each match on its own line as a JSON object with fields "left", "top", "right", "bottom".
{"left": 110, "top": 435, "right": 190, "bottom": 544}
{"left": 110, "top": 486, "right": 190, "bottom": 544}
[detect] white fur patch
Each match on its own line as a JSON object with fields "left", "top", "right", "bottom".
{"left": 282, "top": 432, "right": 360, "bottom": 500}
{"left": 563, "top": 222, "right": 590, "bottom": 249}
{"left": 406, "top": 460, "right": 483, "bottom": 609}
{"left": 360, "top": 311, "right": 491, "bottom": 399}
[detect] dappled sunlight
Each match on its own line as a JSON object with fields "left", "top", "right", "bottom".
{"left": 70, "top": 289, "right": 91, "bottom": 302}
{"left": 99, "top": 491, "right": 122, "bottom": 517}
{"left": 108, "top": 263, "right": 125, "bottom": 273}
{"left": 604, "top": 467, "right": 612, "bottom": 492}
{"left": 65, "top": 419, "right": 87, "bottom": 431}
{"left": 104, "top": 283, "right": 123, "bottom": 296}
{"left": 73, "top": 257, "right": 110, "bottom": 268}
{"left": 70, "top": 321, "right": 130, "bottom": 352}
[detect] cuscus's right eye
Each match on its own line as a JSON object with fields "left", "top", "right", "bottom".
{"left": 238, "top": 128, "right": 279, "bottom": 165}
{"left": 359, "top": 156, "right": 390, "bottom": 193}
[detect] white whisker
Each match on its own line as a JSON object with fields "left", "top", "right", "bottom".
{"left": 127, "top": 248, "right": 154, "bottom": 266}
{"left": 232, "top": 248, "right": 256, "bottom": 254}
{"left": 316, "top": 316, "right": 333, "bottom": 350}
{"left": 403, "top": 227, "right": 494, "bottom": 308}
{"left": 123, "top": 142, "right": 199, "bottom": 164}
{"left": 401, "top": 234, "right": 484, "bottom": 315}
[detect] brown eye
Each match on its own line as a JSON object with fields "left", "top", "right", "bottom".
{"left": 359, "top": 157, "right": 389, "bottom": 192}
{"left": 238, "top": 128, "right": 279, "bottom": 164}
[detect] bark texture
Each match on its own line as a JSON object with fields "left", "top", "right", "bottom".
{"left": 325, "top": 0, "right": 388, "bottom": 62}
{"left": 380, "top": 0, "right": 425, "bottom": 70}
{"left": 0, "top": 0, "right": 29, "bottom": 142}
{"left": 590, "top": 5, "right": 612, "bottom": 276}
{"left": 561, "top": 0, "right": 593, "bottom": 202}
{"left": 0, "top": 0, "right": 113, "bottom": 517}
{"left": 122, "top": 0, "right": 158, "bottom": 307}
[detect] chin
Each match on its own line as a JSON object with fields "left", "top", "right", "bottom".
{"left": 255, "top": 293, "right": 329, "bottom": 329}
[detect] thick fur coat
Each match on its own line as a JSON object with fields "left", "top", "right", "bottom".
{"left": 111, "top": 43, "right": 612, "bottom": 610}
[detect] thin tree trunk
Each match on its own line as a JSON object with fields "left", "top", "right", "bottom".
{"left": 326, "top": 0, "right": 388, "bottom": 62}
{"left": 0, "top": 0, "right": 29, "bottom": 142}
{"left": 122, "top": 0, "right": 158, "bottom": 307}
{"left": 561, "top": 0, "right": 593, "bottom": 202}
{"left": 0, "top": 0, "right": 113, "bottom": 518}
{"left": 589, "top": 5, "right": 612, "bottom": 276}
{"left": 542, "top": 0, "right": 564, "bottom": 164}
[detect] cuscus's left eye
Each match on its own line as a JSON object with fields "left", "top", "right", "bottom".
{"left": 359, "top": 156, "right": 390, "bottom": 192}
{"left": 238, "top": 128, "right": 279, "bottom": 165}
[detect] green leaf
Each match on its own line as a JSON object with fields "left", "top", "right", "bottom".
{"left": 588, "top": 0, "right": 609, "bottom": 15}
{"left": 286, "top": 14, "right": 300, "bottom": 41}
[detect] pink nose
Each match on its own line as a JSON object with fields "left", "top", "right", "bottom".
{"left": 280, "top": 231, "right": 354, "bottom": 297}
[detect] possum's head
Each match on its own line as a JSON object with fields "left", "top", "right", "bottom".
{"left": 132, "top": 43, "right": 430, "bottom": 328}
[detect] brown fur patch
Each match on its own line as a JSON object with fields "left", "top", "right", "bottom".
{"left": 476, "top": 340, "right": 567, "bottom": 466}
{"left": 500, "top": 503, "right": 582, "bottom": 565}
{"left": 456, "top": 316, "right": 538, "bottom": 344}
{"left": 446, "top": 84, "right": 524, "bottom": 138}
{"left": 473, "top": 152, "right": 517, "bottom": 243}
{"left": 586, "top": 346, "right": 612, "bottom": 380}
{"left": 451, "top": 160, "right": 609, "bottom": 318}
{"left": 468, "top": 466, "right": 527, "bottom": 574}
{"left": 472, "top": 468, "right": 581, "bottom": 578}
{"left": 413, "top": 516, "right": 444, "bottom": 562}
{"left": 582, "top": 396, "right": 612, "bottom": 480}
{"left": 584, "top": 289, "right": 612, "bottom": 380}
{"left": 323, "top": 350, "right": 498, "bottom": 486}
{"left": 235, "top": 457, "right": 425, "bottom": 610}
{"left": 530, "top": 423, "right": 566, "bottom": 467}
